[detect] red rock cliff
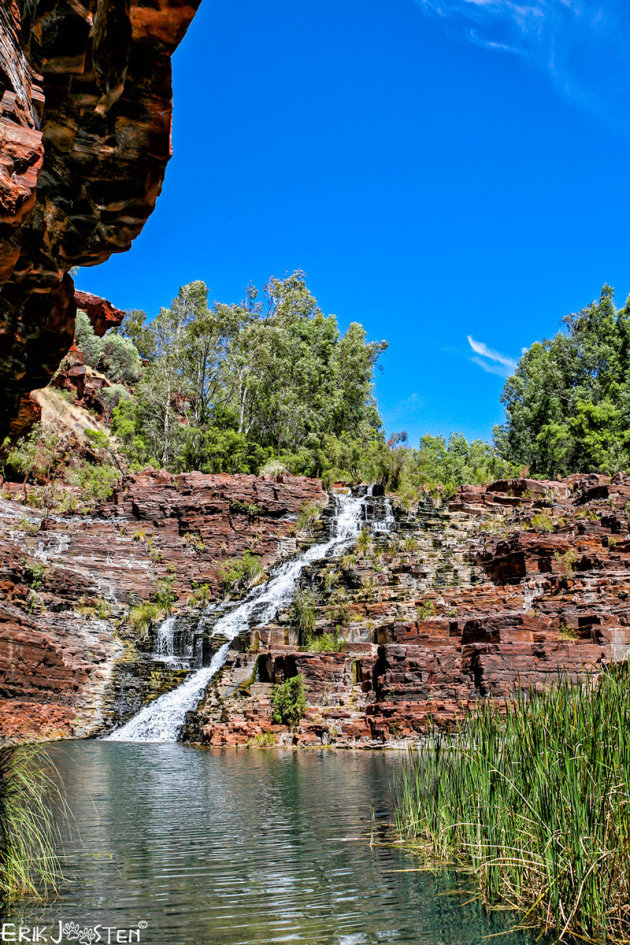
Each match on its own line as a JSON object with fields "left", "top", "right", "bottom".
{"left": 0, "top": 472, "right": 327, "bottom": 741}
{"left": 0, "top": 0, "right": 202, "bottom": 439}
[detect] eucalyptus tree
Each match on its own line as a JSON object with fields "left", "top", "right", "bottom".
{"left": 495, "top": 286, "right": 630, "bottom": 477}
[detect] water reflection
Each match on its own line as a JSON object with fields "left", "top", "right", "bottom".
{"left": 6, "top": 744, "right": 535, "bottom": 945}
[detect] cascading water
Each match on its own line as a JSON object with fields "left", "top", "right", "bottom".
{"left": 106, "top": 492, "right": 375, "bottom": 743}
{"left": 371, "top": 498, "right": 395, "bottom": 533}
{"left": 156, "top": 615, "right": 176, "bottom": 660}
{"left": 365, "top": 484, "right": 395, "bottom": 533}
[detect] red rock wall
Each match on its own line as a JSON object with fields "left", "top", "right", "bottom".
{"left": 196, "top": 474, "right": 630, "bottom": 747}
{"left": 0, "top": 472, "right": 326, "bottom": 740}
{"left": 0, "top": 0, "right": 202, "bottom": 439}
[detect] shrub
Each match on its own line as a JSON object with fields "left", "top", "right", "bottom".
{"left": 68, "top": 462, "right": 121, "bottom": 509}
{"left": 229, "top": 499, "right": 262, "bottom": 517}
{"left": 259, "top": 460, "right": 289, "bottom": 480}
{"left": 218, "top": 551, "right": 263, "bottom": 595}
{"left": 188, "top": 582, "right": 210, "bottom": 607}
{"left": 416, "top": 600, "right": 437, "bottom": 620}
{"left": 356, "top": 526, "right": 371, "bottom": 554}
{"left": 99, "top": 333, "right": 141, "bottom": 384}
{"left": 184, "top": 532, "right": 206, "bottom": 553}
{"left": 84, "top": 428, "right": 110, "bottom": 450}
{"left": 74, "top": 309, "right": 101, "bottom": 367}
{"left": 100, "top": 385, "right": 130, "bottom": 423}
{"left": 17, "top": 517, "right": 39, "bottom": 537}
{"left": 531, "top": 511, "right": 554, "bottom": 533}
{"left": 554, "top": 548, "right": 577, "bottom": 578}
{"left": 326, "top": 599, "right": 350, "bottom": 627}
{"left": 154, "top": 577, "right": 176, "bottom": 613}
{"left": 271, "top": 674, "right": 307, "bottom": 728}
{"left": 249, "top": 731, "right": 276, "bottom": 747}
{"left": 23, "top": 561, "right": 46, "bottom": 590}
{"left": 292, "top": 589, "right": 318, "bottom": 637}
{"left": 25, "top": 482, "right": 75, "bottom": 515}
{"left": 304, "top": 631, "right": 344, "bottom": 653}
{"left": 128, "top": 602, "right": 160, "bottom": 640}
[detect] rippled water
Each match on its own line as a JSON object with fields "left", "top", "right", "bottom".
{"left": 6, "top": 743, "right": 535, "bottom": 945}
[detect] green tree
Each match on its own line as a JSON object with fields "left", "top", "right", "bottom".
{"left": 113, "top": 309, "right": 156, "bottom": 360}
{"left": 112, "top": 272, "right": 389, "bottom": 477}
{"left": 74, "top": 310, "right": 101, "bottom": 368}
{"left": 495, "top": 286, "right": 630, "bottom": 477}
{"left": 100, "top": 334, "right": 141, "bottom": 384}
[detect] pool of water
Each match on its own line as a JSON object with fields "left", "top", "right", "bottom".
{"left": 5, "top": 743, "right": 535, "bottom": 945}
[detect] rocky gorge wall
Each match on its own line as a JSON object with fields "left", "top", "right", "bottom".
{"left": 0, "top": 471, "right": 326, "bottom": 740}
{"left": 192, "top": 474, "right": 630, "bottom": 747}
{"left": 0, "top": 0, "right": 201, "bottom": 439}
{"left": 1, "top": 470, "right": 629, "bottom": 746}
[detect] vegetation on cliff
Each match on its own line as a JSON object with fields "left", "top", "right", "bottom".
{"left": 395, "top": 665, "right": 630, "bottom": 944}
{"left": 110, "top": 272, "right": 388, "bottom": 478}
{"left": 2, "top": 270, "right": 517, "bottom": 501}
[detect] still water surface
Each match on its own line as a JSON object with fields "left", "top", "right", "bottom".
{"left": 8, "top": 743, "right": 535, "bottom": 945}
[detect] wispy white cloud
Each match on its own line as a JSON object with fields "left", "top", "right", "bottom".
{"left": 413, "top": 0, "right": 629, "bottom": 120}
{"left": 467, "top": 335, "right": 517, "bottom": 376}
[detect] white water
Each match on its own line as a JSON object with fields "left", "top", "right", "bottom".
{"left": 106, "top": 493, "right": 370, "bottom": 743}
{"left": 372, "top": 498, "right": 395, "bottom": 533}
{"left": 156, "top": 616, "right": 176, "bottom": 659}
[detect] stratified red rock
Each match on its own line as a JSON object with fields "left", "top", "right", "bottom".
{"left": 0, "top": 472, "right": 326, "bottom": 741}
{"left": 0, "top": 0, "right": 202, "bottom": 438}
{"left": 75, "top": 290, "right": 125, "bottom": 337}
{"left": 195, "top": 474, "right": 630, "bottom": 748}
{"left": 4, "top": 470, "right": 630, "bottom": 746}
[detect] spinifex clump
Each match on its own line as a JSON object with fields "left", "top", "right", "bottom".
{"left": 395, "top": 666, "right": 630, "bottom": 944}
{"left": 0, "top": 745, "right": 62, "bottom": 901}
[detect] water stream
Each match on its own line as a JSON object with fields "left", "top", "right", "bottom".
{"left": 107, "top": 492, "right": 373, "bottom": 743}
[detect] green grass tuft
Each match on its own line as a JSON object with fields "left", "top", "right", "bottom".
{"left": 0, "top": 744, "right": 63, "bottom": 901}
{"left": 394, "top": 665, "right": 630, "bottom": 944}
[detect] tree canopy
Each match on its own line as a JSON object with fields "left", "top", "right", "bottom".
{"left": 495, "top": 285, "right": 630, "bottom": 478}
{"left": 112, "top": 272, "right": 389, "bottom": 477}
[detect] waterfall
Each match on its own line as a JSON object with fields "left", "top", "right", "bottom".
{"left": 366, "top": 484, "right": 395, "bottom": 533}
{"left": 156, "top": 615, "right": 176, "bottom": 660}
{"left": 106, "top": 491, "right": 374, "bottom": 743}
{"left": 371, "top": 497, "right": 395, "bottom": 533}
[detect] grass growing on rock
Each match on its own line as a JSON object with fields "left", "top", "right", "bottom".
{"left": 394, "top": 665, "right": 630, "bottom": 944}
{"left": 128, "top": 602, "right": 161, "bottom": 640}
{"left": 218, "top": 551, "right": 263, "bottom": 596}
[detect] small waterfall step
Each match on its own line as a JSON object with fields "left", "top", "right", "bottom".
{"left": 105, "top": 489, "right": 394, "bottom": 744}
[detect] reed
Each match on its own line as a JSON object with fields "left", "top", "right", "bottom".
{"left": 0, "top": 744, "right": 63, "bottom": 901}
{"left": 395, "top": 665, "right": 630, "bottom": 943}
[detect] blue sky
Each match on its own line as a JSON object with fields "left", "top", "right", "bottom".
{"left": 76, "top": 0, "right": 630, "bottom": 445}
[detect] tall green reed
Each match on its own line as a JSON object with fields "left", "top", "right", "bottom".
{"left": 0, "top": 744, "right": 63, "bottom": 900}
{"left": 395, "top": 665, "right": 630, "bottom": 943}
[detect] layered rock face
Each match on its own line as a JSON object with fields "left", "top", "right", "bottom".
{"left": 2, "top": 469, "right": 629, "bottom": 745}
{"left": 0, "top": 0, "right": 201, "bottom": 439}
{"left": 0, "top": 472, "right": 326, "bottom": 740}
{"left": 194, "top": 475, "right": 630, "bottom": 747}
